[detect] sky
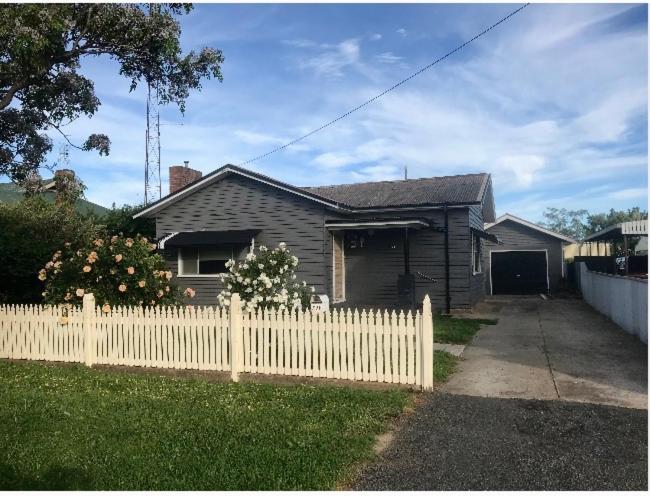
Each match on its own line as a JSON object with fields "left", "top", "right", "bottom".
{"left": 39, "top": 2, "right": 648, "bottom": 222}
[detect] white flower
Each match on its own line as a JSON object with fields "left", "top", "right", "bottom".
{"left": 236, "top": 276, "right": 243, "bottom": 283}
{"left": 292, "top": 274, "right": 296, "bottom": 279}
{"left": 278, "top": 242, "right": 287, "bottom": 250}
{"left": 258, "top": 264, "right": 264, "bottom": 269}
{"left": 291, "top": 256, "right": 298, "bottom": 266}
{"left": 311, "top": 286, "right": 315, "bottom": 293}
{"left": 260, "top": 245, "right": 268, "bottom": 252}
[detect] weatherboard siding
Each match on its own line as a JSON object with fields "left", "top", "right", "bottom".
{"left": 155, "top": 173, "right": 342, "bottom": 306}
{"left": 483, "top": 219, "right": 565, "bottom": 293}
{"left": 152, "top": 173, "right": 483, "bottom": 310}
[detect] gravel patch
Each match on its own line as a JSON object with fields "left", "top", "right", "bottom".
{"left": 353, "top": 393, "right": 647, "bottom": 491}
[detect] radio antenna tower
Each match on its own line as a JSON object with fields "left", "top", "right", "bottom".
{"left": 144, "top": 82, "right": 161, "bottom": 204}
{"left": 144, "top": 3, "right": 161, "bottom": 205}
{"left": 58, "top": 143, "right": 70, "bottom": 169}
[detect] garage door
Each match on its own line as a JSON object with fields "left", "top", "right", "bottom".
{"left": 491, "top": 251, "right": 548, "bottom": 295}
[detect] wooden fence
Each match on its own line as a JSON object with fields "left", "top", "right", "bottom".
{"left": 0, "top": 293, "right": 434, "bottom": 390}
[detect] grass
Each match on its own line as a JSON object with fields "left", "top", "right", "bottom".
{"left": 0, "top": 360, "right": 411, "bottom": 490}
{"left": 433, "top": 350, "right": 459, "bottom": 383}
{"left": 434, "top": 315, "right": 498, "bottom": 344}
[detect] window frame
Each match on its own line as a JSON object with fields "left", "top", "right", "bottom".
{"left": 177, "top": 245, "right": 240, "bottom": 278}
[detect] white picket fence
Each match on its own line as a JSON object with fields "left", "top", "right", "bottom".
{"left": 0, "top": 293, "right": 435, "bottom": 389}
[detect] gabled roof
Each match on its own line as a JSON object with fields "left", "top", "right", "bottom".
{"left": 135, "top": 164, "right": 493, "bottom": 218}
{"left": 485, "top": 213, "right": 577, "bottom": 243}
{"left": 301, "top": 173, "right": 490, "bottom": 209}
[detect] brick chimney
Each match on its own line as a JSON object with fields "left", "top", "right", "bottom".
{"left": 169, "top": 161, "right": 202, "bottom": 194}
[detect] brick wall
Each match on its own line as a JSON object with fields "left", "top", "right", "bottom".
{"left": 169, "top": 165, "right": 202, "bottom": 194}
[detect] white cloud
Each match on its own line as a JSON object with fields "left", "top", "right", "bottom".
{"left": 607, "top": 188, "right": 648, "bottom": 200}
{"left": 375, "top": 52, "right": 402, "bottom": 64}
{"left": 298, "top": 38, "right": 361, "bottom": 78}
{"left": 396, "top": 28, "right": 407, "bottom": 37}
{"left": 369, "top": 33, "right": 382, "bottom": 41}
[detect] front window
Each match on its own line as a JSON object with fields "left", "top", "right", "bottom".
{"left": 178, "top": 246, "right": 242, "bottom": 276}
{"left": 472, "top": 234, "right": 482, "bottom": 274}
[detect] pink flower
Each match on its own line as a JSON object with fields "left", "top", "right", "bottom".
{"left": 115, "top": 254, "right": 123, "bottom": 263}
{"left": 156, "top": 290, "right": 163, "bottom": 298}
{"left": 184, "top": 287, "right": 196, "bottom": 298}
{"left": 127, "top": 266, "right": 135, "bottom": 275}
{"left": 138, "top": 280, "right": 146, "bottom": 288}
{"left": 125, "top": 238, "right": 134, "bottom": 248}
{"left": 37, "top": 269, "right": 46, "bottom": 281}
{"left": 86, "top": 251, "right": 98, "bottom": 263}
{"left": 118, "top": 284, "right": 127, "bottom": 292}
{"left": 76, "top": 288, "right": 85, "bottom": 297}
{"left": 83, "top": 265, "right": 91, "bottom": 273}
{"left": 102, "top": 304, "right": 111, "bottom": 313}
{"left": 94, "top": 239, "right": 104, "bottom": 247}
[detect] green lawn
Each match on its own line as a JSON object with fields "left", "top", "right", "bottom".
{"left": 433, "top": 350, "right": 459, "bottom": 382}
{"left": 434, "top": 315, "right": 498, "bottom": 344}
{"left": 0, "top": 361, "right": 410, "bottom": 490}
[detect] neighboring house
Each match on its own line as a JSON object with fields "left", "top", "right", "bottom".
{"left": 483, "top": 213, "right": 576, "bottom": 295}
{"left": 0, "top": 170, "right": 108, "bottom": 216}
{"left": 135, "top": 164, "right": 498, "bottom": 311}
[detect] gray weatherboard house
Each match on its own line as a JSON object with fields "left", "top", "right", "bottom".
{"left": 135, "top": 164, "right": 499, "bottom": 311}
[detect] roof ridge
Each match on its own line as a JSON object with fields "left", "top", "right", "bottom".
{"left": 301, "top": 172, "right": 488, "bottom": 190}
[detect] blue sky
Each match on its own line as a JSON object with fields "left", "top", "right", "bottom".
{"left": 41, "top": 2, "right": 647, "bottom": 222}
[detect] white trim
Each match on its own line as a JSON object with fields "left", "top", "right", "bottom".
{"left": 471, "top": 232, "right": 482, "bottom": 275}
{"left": 331, "top": 233, "right": 346, "bottom": 303}
{"left": 485, "top": 213, "right": 577, "bottom": 243}
{"left": 326, "top": 219, "right": 429, "bottom": 230}
{"left": 157, "top": 231, "right": 178, "bottom": 250}
{"left": 488, "top": 249, "right": 549, "bottom": 295}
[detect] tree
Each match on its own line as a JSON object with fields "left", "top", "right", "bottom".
{"left": 40, "top": 234, "right": 192, "bottom": 308}
{"left": 0, "top": 196, "right": 98, "bottom": 303}
{"left": 217, "top": 243, "right": 314, "bottom": 312}
{"left": 586, "top": 207, "right": 648, "bottom": 235}
{"left": 539, "top": 208, "right": 589, "bottom": 240}
{"left": 97, "top": 203, "right": 156, "bottom": 239}
{"left": 0, "top": 4, "right": 224, "bottom": 183}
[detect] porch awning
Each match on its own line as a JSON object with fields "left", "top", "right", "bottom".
{"left": 326, "top": 218, "right": 432, "bottom": 231}
{"left": 472, "top": 228, "right": 503, "bottom": 245}
{"left": 583, "top": 220, "right": 648, "bottom": 242}
{"left": 161, "top": 229, "right": 260, "bottom": 249}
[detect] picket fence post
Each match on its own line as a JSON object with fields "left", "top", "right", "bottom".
{"left": 229, "top": 293, "right": 243, "bottom": 382}
{"left": 83, "top": 293, "right": 96, "bottom": 367}
{"left": 421, "top": 294, "right": 434, "bottom": 391}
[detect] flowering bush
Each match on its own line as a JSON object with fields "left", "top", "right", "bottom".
{"left": 39, "top": 234, "right": 193, "bottom": 308}
{"left": 217, "top": 242, "right": 314, "bottom": 312}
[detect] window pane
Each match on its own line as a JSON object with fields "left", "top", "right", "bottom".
{"left": 199, "top": 246, "right": 232, "bottom": 274}
{"left": 181, "top": 248, "right": 198, "bottom": 275}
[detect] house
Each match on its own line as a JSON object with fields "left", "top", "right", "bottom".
{"left": 0, "top": 169, "right": 108, "bottom": 216}
{"left": 135, "top": 163, "right": 498, "bottom": 311}
{"left": 483, "top": 213, "right": 576, "bottom": 295}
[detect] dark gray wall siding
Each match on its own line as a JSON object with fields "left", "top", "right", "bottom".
{"left": 153, "top": 174, "right": 480, "bottom": 310}
{"left": 483, "top": 220, "right": 565, "bottom": 293}
{"left": 342, "top": 208, "right": 476, "bottom": 311}
{"left": 155, "top": 173, "right": 343, "bottom": 306}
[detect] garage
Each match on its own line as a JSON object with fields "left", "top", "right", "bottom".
{"left": 490, "top": 251, "right": 548, "bottom": 294}
{"left": 483, "top": 214, "right": 576, "bottom": 295}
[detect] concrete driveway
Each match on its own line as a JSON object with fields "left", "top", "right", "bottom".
{"left": 443, "top": 296, "right": 648, "bottom": 409}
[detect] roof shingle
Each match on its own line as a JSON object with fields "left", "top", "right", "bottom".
{"left": 301, "top": 173, "right": 489, "bottom": 209}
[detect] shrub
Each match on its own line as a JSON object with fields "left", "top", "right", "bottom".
{"left": 0, "top": 196, "right": 98, "bottom": 303}
{"left": 217, "top": 242, "right": 314, "bottom": 312}
{"left": 40, "top": 234, "right": 193, "bottom": 308}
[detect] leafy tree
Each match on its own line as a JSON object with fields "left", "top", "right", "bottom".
{"left": 97, "top": 203, "right": 156, "bottom": 239}
{"left": 0, "top": 196, "right": 98, "bottom": 303}
{"left": 217, "top": 243, "right": 314, "bottom": 312}
{"left": 586, "top": 207, "right": 648, "bottom": 235}
{"left": 40, "top": 234, "right": 192, "bottom": 308}
{"left": 0, "top": 4, "right": 224, "bottom": 183}
{"left": 539, "top": 208, "right": 589, "bottom": 240}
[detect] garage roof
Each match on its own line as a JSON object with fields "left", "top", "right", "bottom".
{"left": 485, "top": 213, "right": 577, "bottom": 243}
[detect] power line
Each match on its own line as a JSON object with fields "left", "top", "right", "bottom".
{"left": 238, "top": 3, "right": 530, "bottom": 167}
